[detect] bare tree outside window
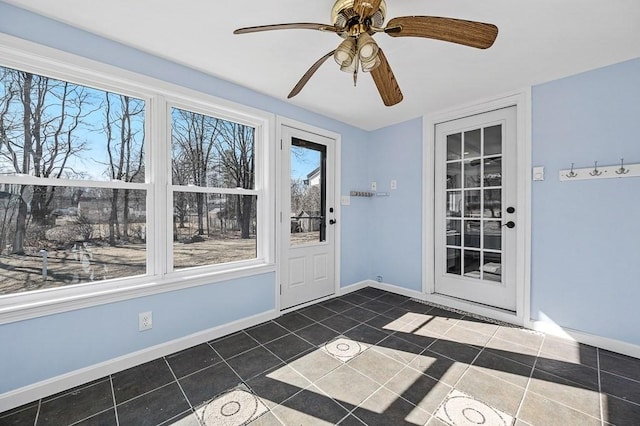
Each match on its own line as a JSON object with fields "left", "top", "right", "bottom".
{"left": 171, "top": 107, "right": 257, "bottom": 269}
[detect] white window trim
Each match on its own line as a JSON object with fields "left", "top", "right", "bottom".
{"left": 0, "top": 34, "right": 276, "bottom": 325}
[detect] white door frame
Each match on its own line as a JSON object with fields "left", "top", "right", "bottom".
{"left": 422, "top": 90, "right": 532, "bottom": 326}
{"left": 275, "top": 116, "right": 342, "bottom": 312}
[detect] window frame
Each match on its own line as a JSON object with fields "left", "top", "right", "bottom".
{"left": 0, "top": 34, "right": 275, "bottom": 325}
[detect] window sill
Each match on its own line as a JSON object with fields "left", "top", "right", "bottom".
{"left": 0, "top": 263, "right": 276, "bottom": 325}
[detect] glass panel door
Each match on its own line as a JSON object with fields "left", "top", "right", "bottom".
{"left": 434, "top": 106, "right": 517, "bottom": 311}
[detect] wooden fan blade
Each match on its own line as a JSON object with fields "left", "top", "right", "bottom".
{"left": 234, "top": 23, "right": 338, "bottom": 35}
{"left": 370, "top": 49, "right": 403, "bottom": 107}
{"left": 353, "top": 0, "right": 383, "bottom": 19}
{"left": 288, "top": 51, "right": 336, "bottom": 99}
{"left": 386, "top": 16, "right": 498, "bottom": 49}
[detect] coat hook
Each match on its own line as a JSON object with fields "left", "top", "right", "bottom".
{"left": 566, "top": 163, "right": 577, "bottom": 178}
{"left": 616, "top": 158, "right": 629, "bottom": 175}
{"left": 589, "top": 161, "right": 602, "bottom": 176}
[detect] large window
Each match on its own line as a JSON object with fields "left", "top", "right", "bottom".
{"left": 0, "top": 67, "right": 148, "bottom": 295}
{"left": 0, "top": 42, "right": 273, "bottom": 318}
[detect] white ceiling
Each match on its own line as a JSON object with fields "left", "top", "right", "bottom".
{"left": 6, "top": 0, "right": 640, "bottom": 130}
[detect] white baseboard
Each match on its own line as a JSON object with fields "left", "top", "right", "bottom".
{"left": 368, "top": 281, "right": 424, "bottom": 300}
{"left": 339, "top": 280, "right": 370, "bottom": 295}
{"left": 527, "top": 319, "right": 640, "bottom": 360}
{"left": 0, "top": 309, "right": 278, "bottom": 413}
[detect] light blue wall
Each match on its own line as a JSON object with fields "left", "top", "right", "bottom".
{"left": 368, "top": 118, "right": 423, "bottom": 291}
{"left": 531, "top": 58, "right": 640, "bottom": 345}
{"left": 0, "top": 1, "right": 373, "bottom": 394}
{"left": 0, "top": 273, "right": 275, "bottom": 393}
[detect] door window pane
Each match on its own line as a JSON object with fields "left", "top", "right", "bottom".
{"left": 483, "top": 252, "right": 502, "bottom": 282}
{"left": 464, "top": 129, "right": 481, "bottom": 158}
{"left": 484, "top": 221, "right": 502, "bottom": 250}
{"left": 447, "top": 219, "right": 461, "bottom": 246}
{"left": 447, "top": 162, "right": 462, "bottom": 189}
{"left": 484, "top": 157, "right": 502, "bottom": 187}
{"left": 464, "top": 160, "right": 481, "bottom": 188}
{"left": 464, "top": 220, "right": 481, "bottom": 248}
{"left": 463, "top": 250, "right": 481, "bottom": 277}
{"left": 483, "top": 189, "right": 502, "bottom": 218}
{"left": 290, "top": 138, "right": 326, "bottom": 246}
{"left": 447, "top": 248, "right": 461, "bottom": 275}
{"left": 446, "top": 191, "right": 462, "bottom": 217}
{"left": 484, "top": 125, "right": 502, "bottom": 156}
{"left": 464, "top": 190, "right": 481, "bottom": 218}
{"left": 447, "top": 133, "right": 462, "bottom": 160}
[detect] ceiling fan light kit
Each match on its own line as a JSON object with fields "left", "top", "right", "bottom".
{"left": 234, "top": 0, "right": 498, "bottom": 106}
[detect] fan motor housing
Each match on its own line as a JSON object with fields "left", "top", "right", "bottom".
{"left": 332, "top": 0, "right": 386, "bottom": 35}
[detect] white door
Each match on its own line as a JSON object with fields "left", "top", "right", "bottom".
{"left": 280, "top": 125, "right": 337, "bottom": 309}
{"left": 434, "top": 106, "right": 517, "bottom": 311}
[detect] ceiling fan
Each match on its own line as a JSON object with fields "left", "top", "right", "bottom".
{"left": 234, "top": 0, "right": 498, "bottom": 107}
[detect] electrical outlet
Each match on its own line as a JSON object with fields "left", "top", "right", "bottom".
{"left": 390, "top": 179, "right": 397, "bottom": 190}
{"left": 376, "top": 275, "right": 383, "bottom": 283}
{"left": 139, "top": 311, "right": 152, "bottom": 331}
{"left": 371, "top": 181, "right": 377, "bottom": 191}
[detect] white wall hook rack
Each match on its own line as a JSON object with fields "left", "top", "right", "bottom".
{"left": 559, "top": 159, "right": 640, "bottom": 181}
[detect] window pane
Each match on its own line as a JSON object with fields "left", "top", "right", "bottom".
{"left": 484, "top": 221, "right": 502, "bottom": 250}
{"left": 290, "top": 139, "right": 326, "bottom": 246}
{"left": 447, "top": 248, "right": 461, "bottom": 275}
{"left": 484, "top": 189, "right": 502, "bottom": 219}
{"left": 446, "top": 191, "right": 462, "bottom": 217}
{"left": 463, "top": 250, "right": 481, "bottom": 277}
{"left": 463, "top": 129, "right": 481, "bottom": 158}
{"left": 446, "top": 162, "right": 462, "bottom": 189}
{"left": 464, "top": 159, "right": 481, "bottom": 188}
{"left": 0, "top": 66, "right": 145, "bottom": 181}
{"left": 464, "top": 220, "right": 481, "bottom": 248}
{"left": 447, "top": 133, "right": 462, "bottom": 160}
{"left": 0, "top": 185, "right": 147, "bottom": 295}
{"left": 446, "top": 219, "right": 461, "bottom": 246}
{"left": 484, "top": 125, "right": 502, "bottom": 156}
{"left": 464, "top": 190, "right": 481, "bottom": 218}
{"left": 483, "top": 252, "right": 502, "bottom": 282}
{"left": 173, "top": 192, "right": 257, "bottom": 269}
{"left": 484, "top": 157, "right": 502, "bottom": 187}
{"left": 171, "top": 108, "right": 255, "bottom": 189}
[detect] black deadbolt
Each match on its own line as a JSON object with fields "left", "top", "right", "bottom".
{"left": 506, "top": 207, "right": 515, "bottom": 214}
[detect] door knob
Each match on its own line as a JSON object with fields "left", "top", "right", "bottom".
{"left": 329, "top": 219, "right": 337, "bottom": 225}
{"left": 503, "top": 221, "right": 515, "bottom": 229}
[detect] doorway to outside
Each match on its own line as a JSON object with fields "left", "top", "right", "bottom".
{"left": 433, "top": 106, "right": 518, "bottom": 312}
{"left": 279, "top": 123, "right": 338, "bottom": 310}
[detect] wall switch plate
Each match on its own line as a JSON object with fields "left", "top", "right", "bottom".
{"left": 390, "top": 179, "right": 397, "bottom": 190}
{"left": 371, "top": 181, "right": 377, "bottom": 191}
{"left": 533, "top": 166, "right": 545, "bottom": 181}
{"left": 341, "top": 195, "right": 351, "bottom": 206}
{"left": 139, "top": 311, "right": 153, "bottom": 331}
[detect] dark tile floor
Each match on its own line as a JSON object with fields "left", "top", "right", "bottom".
{"left": 2, "top": 288, "right": 640, "bottom": 425}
